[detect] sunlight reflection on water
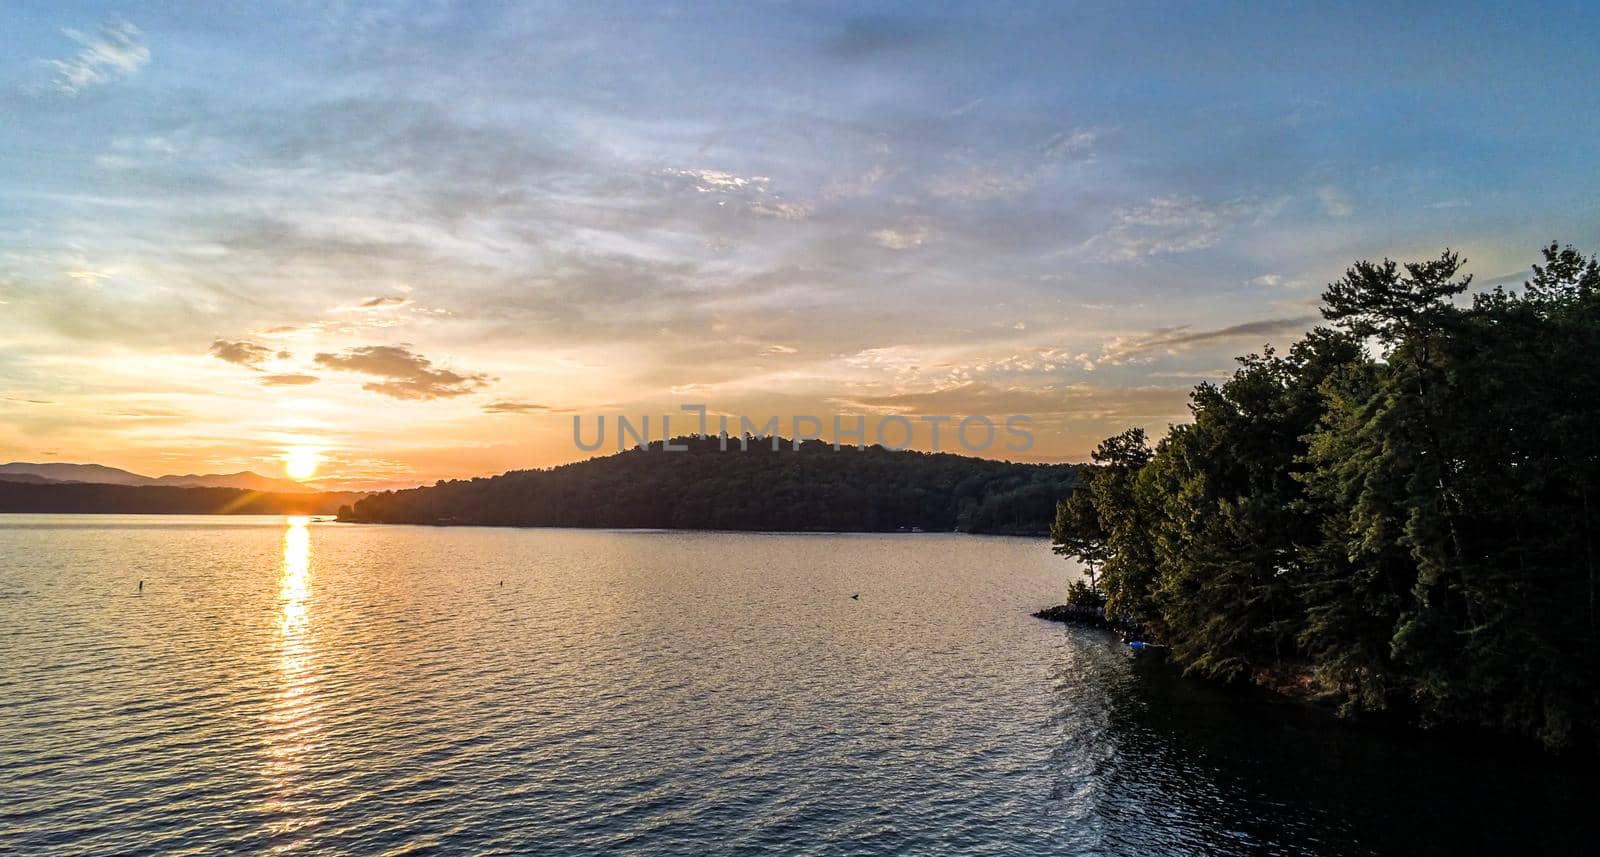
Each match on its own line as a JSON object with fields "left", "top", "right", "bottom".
{"left": 266, "top": 516, "right": 320, "bottom": 835}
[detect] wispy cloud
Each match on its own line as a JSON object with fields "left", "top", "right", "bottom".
{"left": 835, "top": 381, "right": 1191, "bottom": 423}
{"left": 314, "top": 345, "right": 490, "bottom": 400}
{"left": 747, "top": 201, "right": 813, "bottom": 221}
{"left": 358, "top": 295, "right": 412, "bottom": 309}
{"left": 482, "top": 400, "right": 548, "bottom": 414}
{"left": 1248, "top": 273, "right": 1308, "bottom": 289}
{"left": 666, "top": 168, "right": 771, "bottom": 194}
{"left": 1317, "top": 185, "right": 1354, "bottom": 217}
{"left": 871, "top": 224, "right": 928, "bottom": 250}
{"left": 43, "top": 22, "right": 150, "bottom": 96}
{"left": 1087, "top": 195, "right": 1255, "bottom": 261}
{"left": 926, "top": 168, "right": 1034, "bottom": 201}
{"left": 5, "top": 3, "right": 1593, "bottom": 475}
{"left": 1093, "top": 316, "right": 1318, "bottom": 367}
{"left": 1044, "top": 128, "right": 1097, "bottom": 159}
{"left": 259, "top": 373, "right": 320, "bottom": 387}
{"left": 661, "top": 167, "right": 812, "bottom": 221}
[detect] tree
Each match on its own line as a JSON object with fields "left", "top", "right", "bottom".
{"left": 1050, "top": 244, "right": 1600, "bottom": 750}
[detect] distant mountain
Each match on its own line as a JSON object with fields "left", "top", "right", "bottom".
{"left": 149, "top": 472, "right": 318, "bottom": 493}
{"left": 0, "top": 481, "right": 367, "bottom": 515}
{"left": 0, "top": 472, "right": 65, "bottom": 485}
{"left": 342, "top": 436, "right": 1082, "bottom": 534}
{"left": 0, "top": 462, "right": 317, "bottom": 493}
{"left": 0, "top": 462, "right": 150, "bottom": 486}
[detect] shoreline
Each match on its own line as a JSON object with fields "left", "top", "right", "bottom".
{"left": 1030, "top": 602, "right": 1593, "bottom": 760}
{"left": 1034, "top": 603, "right": 1337, "bottom": 705}
{"left": 336, "top": 515, "right": 1049, "bottom": 537}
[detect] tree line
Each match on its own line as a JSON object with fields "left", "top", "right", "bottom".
{"left": 342, "top": 436, "right": 1078, "bottom": 535}
{"left": 1053, "top": 243, "right": 1600, "bottom": 751}
{"left": 0, "top": 481, "right": 361, "bottom": 515}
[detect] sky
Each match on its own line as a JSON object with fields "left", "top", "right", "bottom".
{"left": 2, "top": 1, "right": 1598, "bottom": 488}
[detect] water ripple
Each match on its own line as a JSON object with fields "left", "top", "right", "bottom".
{"left": 3, "top": 515, "right": 1597, "bottom": 855}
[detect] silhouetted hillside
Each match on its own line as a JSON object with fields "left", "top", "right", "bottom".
{"left": 0, "top": 480, "right": 365, "bottom": 515}
{"left": 342, "top": 437, "right": 1079, "bottom": 534}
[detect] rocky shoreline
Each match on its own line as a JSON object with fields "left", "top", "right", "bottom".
{"left": 1032, "top": 604, "right": 1164, "bottom": 649}
{"left": 1031, "top": 604, "right": 1113, "bottom": 628}
{"left": 1034, "top": 604, "right": 1338, "bottom": 701}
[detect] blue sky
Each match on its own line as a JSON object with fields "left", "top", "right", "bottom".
{"left": 2, "top": 1, "right": 1598, "bottom": 483}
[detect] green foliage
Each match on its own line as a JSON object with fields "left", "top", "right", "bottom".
{"left": 1064, "top": 579, "right": 1106, "bottom": 609}
{"left": 346, "top": 437, "right": 1079, "bottom": 534}
{"left": 1052, "top": 244, "right": 1600, "bottom": 751}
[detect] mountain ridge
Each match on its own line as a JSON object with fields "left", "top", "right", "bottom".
{"left": 0, "top": 462, "right": 317, "bottom": 493}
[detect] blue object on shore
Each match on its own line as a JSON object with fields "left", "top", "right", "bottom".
{"left": 1129, "top": 641, "right": 1150, "bottom": 649}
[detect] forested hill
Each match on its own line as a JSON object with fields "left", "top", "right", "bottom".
{"left": 341, "top": 437, "right": 1080, "bottom": 534}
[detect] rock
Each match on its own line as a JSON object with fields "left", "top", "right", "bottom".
{"left": 1032, "top": 604, "right": 1111, "bottom": 628}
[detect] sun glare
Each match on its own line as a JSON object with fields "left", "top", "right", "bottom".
{"left": 284, "top": 447, "right": 321, "bottom": 481}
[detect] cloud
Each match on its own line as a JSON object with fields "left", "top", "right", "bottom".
{"left": 482, "top": 400, "right": 548, "bottom": 414}
{"left": 927, "top": 168, "right": 1034, "bottom": 201}
{"left": 209, "top": 339, "right": 275, "bottom": 369}
{"left": 947, "top": 96, "right": 984, "bottom": 117}
{"left": 665, "top": 168, "right": 771, "bottom": 194}
{"left": 825, "top": 164, "right": 893, "bottom": 198}
{"left": 747, "top": 201, "right": 813, "bottom": 221}
{"left": 661, "top": 167, "right": 812, "bottom": 222}
{"left": 835, "top": 381, "right": 1192, "bottom": 422}
{"left": 313, "top": 344, "right": 490, "bottom": 400}
{"left": 871, "top": 224, "right": 928, "bottom": 250}
{"left": 1087, "top": 195, "right": 1255, "bottom": 261}
{"left": 259, "top": 373, "right": 320, "bottom": 387}
{"left": 840, "top": 382, "right": 1079, "bottom": 416}
{"left": 359, "top": 295, "right": 412, "bottom": 308}
{"left": 113, "top": 407, "right": 184, "bottom": 421}
{"left": 1094, "top": 316, "right": 1318, "bottom": 366}
{"left": 44, "top": 22, "right": 150, "bottom": 96}
{"left": 1044, "top": 129, "right": 1097, "bottom": 159}
{"left": 1317, "top": 185, "right": 1354, "bottom": 217}
{"left": 1247, "top": 273, "right": 1309, "bottom": 289}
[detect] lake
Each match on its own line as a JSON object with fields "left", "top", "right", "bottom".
{"left": 2, "top": 515, "right": 1593, "bottom": 854}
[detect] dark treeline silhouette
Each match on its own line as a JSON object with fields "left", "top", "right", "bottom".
{"left": 1053, "top": 243, "right": 1600, "bottom": 751}
{"left": 0, "top": 480, "right": 363, "bottom": 515}
{"left": 342, "top": 436, "right": 1078, "bottom": 534}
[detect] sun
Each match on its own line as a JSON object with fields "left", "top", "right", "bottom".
{"left": 283, "top": 447, "right": 321, "bottom": 481}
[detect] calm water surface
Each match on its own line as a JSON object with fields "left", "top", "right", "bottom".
{"left": 2, "top": 515, "right": 1594, "bottom": 855}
